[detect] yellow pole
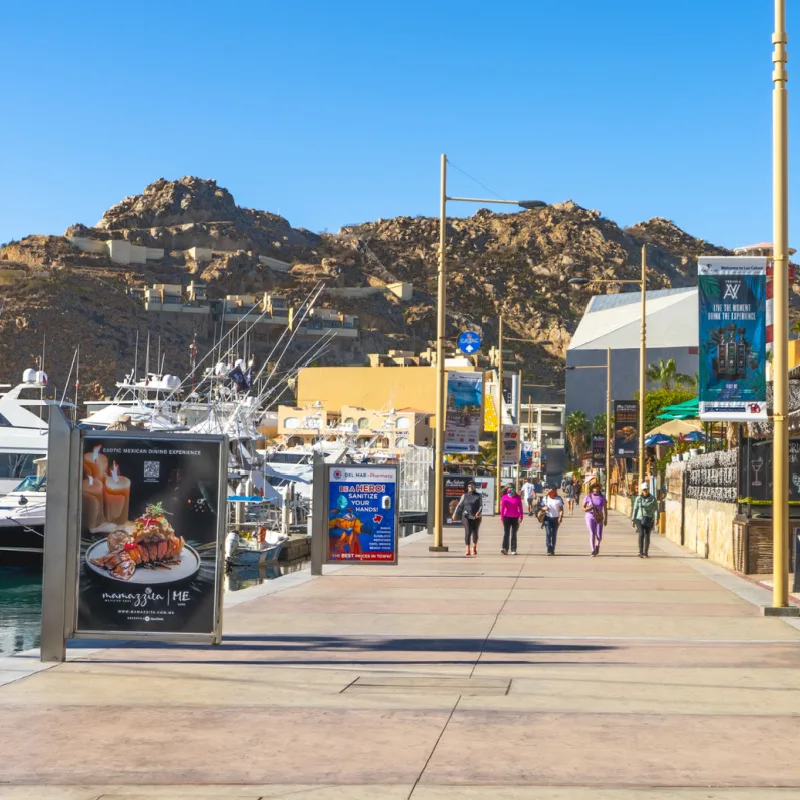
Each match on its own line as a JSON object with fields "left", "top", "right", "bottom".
{"left": 496, "top": 314, "right": 504, "bottom": 513}
{"left": 772, "top": 0, "right": 789, "bottom": 605}
{"left": 515, "top": 369, "right": 522, "bottom": 491}
{"left": 431, "top": 154, "right": 449, "bottom": 552}
{"left": 606, "top": 346, "right": 612, "bottom": 497}
{"left": 639, "top": 244, "right": 647, "bottom": 488}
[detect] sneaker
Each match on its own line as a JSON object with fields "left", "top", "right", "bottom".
{"left": 501, "top": 549, "right": 508, "bottom": 555}
{"left": 644, "top": 554, "right": 649, "bottom": 559}
{"left": 511, "top": 550, "right": 517, "bottom": 556}
{"left": 638, "top": 553, "right": 644, "bottom": 558}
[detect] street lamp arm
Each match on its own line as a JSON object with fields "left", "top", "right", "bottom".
{"left": 447, "top": 196, "right": 547, "bottom": 209}
{"left": 568, "top": 278, "right": 644, "bottom": 286}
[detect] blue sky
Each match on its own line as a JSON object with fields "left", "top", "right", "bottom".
{"left": 0, "top": 0, "right": 793, "bottom": 249}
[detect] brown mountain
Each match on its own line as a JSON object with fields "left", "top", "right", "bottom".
{"left": 0, "top": 177, "right": 736, "bottom": 405}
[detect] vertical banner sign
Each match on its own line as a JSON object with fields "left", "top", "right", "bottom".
{"left": 592, "top": 434, "right": 606, "bottom": 468}
{"left": 613, "top": 401, "right": 639, "bottom": 458}
{"left": 444, "top": 372, "right": 483, "bottom": 453}
{"left": 76, "top": 435, "right": 225, "bottom": 636}
{"left": 519, "top": 445, "right": 533, "bottom": 469}
{"left": 501, "top": 424, "right": 521, "bottom": 466}
{"left": 327, "top": 464, "right": 398, "bottom": 563}
{"left": 698, "top": 256, "right": 767, "bottom": 421}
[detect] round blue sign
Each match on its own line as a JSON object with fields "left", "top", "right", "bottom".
{"left": 457, "top": 331, "right": 482, "bottom": 355}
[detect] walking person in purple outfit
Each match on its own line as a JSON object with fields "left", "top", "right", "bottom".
{"left": 583, "top": 482, "right": 608, "bottom": 556}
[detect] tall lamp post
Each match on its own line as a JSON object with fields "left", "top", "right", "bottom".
{"left": 772, "top": 0, "right": 790, "bottom": 609}
{"left": 569, "top": 245, "right": 647, "bottom": 488}
{"left": 430, "top": 153, "right": 547, "bottom": 551}
{"left": 566, "top": 347, "right": 612, "bottom": 495}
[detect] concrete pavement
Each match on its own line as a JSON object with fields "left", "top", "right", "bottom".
{"left": 3, "top": 510, "right": 800, "bottom": 798}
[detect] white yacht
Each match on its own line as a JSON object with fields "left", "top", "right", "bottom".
{"left": 0, "top": 370, "right": 75, "bottom": 495}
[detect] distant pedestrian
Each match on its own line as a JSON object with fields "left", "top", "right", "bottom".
{"left": 565, "top": 480, "right": 576, "bottom": 515}
{"left": 632, "top": 481, "right": 658, "bottom": 558}
{"left": 541, "top": 484, "right": 564, "bottom": 556}
{"left": 500, "top": 485, "right": 524, "bottom": 555}
{"left": 520, "top": 478, "right": 536, "bottom": 517}
{"left": 560, "top": 476, "right": 569, "bottom": 493}
{"left": 584, "top": 482, "right": 608, "bottom": 556}
{"left": 455, "top": 480, "right": 482, "bottom": 557}
{"left": 573, "top": 477, "right": 582, "bottom": 510}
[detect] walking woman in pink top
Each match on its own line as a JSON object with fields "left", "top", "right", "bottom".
{"left": 500, "top": 485, "right": 524, "bottom": 555}
{"left": 583, "top": 482, "right": 608, "bottom": 556}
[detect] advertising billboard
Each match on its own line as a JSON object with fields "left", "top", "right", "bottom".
{"left": 444, "top": 372, "right": 483, "bottom": 453}
{"left": 442, "top": 475, "right": 496, "bottom": 526}
{"left": 613, "top": 401, "right": 639, "bottom": 458}
{"left": 76, "top": 434, "right": 225, "bottom": 636}
{"left": 327, "top": 464, "right": 398, "bottom": 563}
{"left": 501, "top": 424, "right": 521, "bottom": 466}
{"left": 591, "top": 434, "right": 606, "bottom": 468}
{"left": 698, "top": 256, "right": 767, "bottom": 421}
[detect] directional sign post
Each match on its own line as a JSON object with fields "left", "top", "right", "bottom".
{"left": 457, "top": 331, "right": 482, "bottom": 355}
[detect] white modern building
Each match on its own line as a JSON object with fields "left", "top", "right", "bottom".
{"left": 566, "top": 287, "right": 699, "bottom": 421}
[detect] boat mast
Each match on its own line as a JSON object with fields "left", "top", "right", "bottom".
{"left": 73, "top": 344, "right": 79, "bottom": 424}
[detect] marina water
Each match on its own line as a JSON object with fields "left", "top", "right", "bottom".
{"left": 0, "top": 568, "right": 42, "bottom": 658}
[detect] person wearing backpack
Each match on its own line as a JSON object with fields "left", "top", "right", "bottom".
{"left": 632, "top": 481, "right": 658, "bottom": 558}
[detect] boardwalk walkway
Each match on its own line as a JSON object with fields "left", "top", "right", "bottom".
{"left": 3, "top": 510, "right": 800, "bottom": 798}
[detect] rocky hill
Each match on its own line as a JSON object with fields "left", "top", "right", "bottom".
{"left": 0, "top": 176, "right": 741, "bottom": 407}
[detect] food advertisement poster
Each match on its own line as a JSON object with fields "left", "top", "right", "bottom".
{"left": 76, "top": 435, "right": 224, "bottom": 635}
{"left": 327, "top": 465, "right": 398, "bottom": 563}
{"left": 444, "top": 372, "right": 484, "bottom": 453}
{"left": 613, "top": 401, "right": 639, "bottom": 458}
{"left": 442, "top": 475, "right": 495, "bottom": 526}
{"left": 698, "top": 256, "right": 767, "bottom": 421}
{"left": 592, "top": 434, "right": 606, "bottom": 468}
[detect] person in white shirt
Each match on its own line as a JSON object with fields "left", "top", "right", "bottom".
{"left": 520, "top": 478, "right": 537, "bottom": 517}
{"left": 541, "top": 484, "right": 565, "bottom": 556}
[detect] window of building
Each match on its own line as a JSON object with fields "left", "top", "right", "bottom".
{"left": 357, "top": 417, "right": 368, "bottom": 430}
{"left": 284, "top": 417, "right": 300, "bottom": 429}
{"left": 344, "top": 417, "right": 355, "bottom": 426}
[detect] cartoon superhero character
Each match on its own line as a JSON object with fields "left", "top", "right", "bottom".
{"left": 328, "top": 493, "right": 363, "bottom": 558}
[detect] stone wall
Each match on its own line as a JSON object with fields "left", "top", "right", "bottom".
{"left": 663, "top": 452, "right": 738, "bottom": 569}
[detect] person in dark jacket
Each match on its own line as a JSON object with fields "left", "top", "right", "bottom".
{"left": 632, "top": 481, "right": 658, "bottom": 558}
{"left": 456, "top": 481, "right": 483, "bottom": 557}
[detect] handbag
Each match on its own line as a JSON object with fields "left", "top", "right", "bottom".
{"left": 587, "top": 499, "right": 604, "bottom": 525}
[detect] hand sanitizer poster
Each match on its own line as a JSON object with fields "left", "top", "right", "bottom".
{"left": 327, "top": 465, "right": 398, "bottom": 564}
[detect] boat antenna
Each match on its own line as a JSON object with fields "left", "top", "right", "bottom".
{"left": 157, "top": 335, "right": 162, "bottom": 376}
{"left": 133, "top": 329, "right": 139, "bottom": 383}
{"left": 74, "top": 344, "right": 80, "bottom": 424}
{"left": 145, "top": 331, "right": 151, "bottom": 382}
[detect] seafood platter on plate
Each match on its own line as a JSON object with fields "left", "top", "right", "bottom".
{"left": 86, "top": 501, "right": 201, "bottom": 584}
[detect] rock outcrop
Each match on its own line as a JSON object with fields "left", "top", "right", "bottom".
{"left": 0, "top": 176, "right": 749, "bottom": 402}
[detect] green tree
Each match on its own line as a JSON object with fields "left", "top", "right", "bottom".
{"left": 645, "top": 357, "right": 693, "bottom": 390}
{"left": 634, "top": 386, "right": 696, "bottom": 433}
{"left": 565, "top": 410, "right": 591, "bottom": 462}
{"left": 592, "top": 412, "right": 614, "bottom": 434}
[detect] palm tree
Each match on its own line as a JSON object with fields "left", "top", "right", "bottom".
{"left": 565, "top": 410, "right": 591, "bottom": 463}
{"left": 646, "top": 357, "right": 693, "bottom": 390}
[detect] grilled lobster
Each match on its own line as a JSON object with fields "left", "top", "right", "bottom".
{"left": 91, "top": 535, "right": 185, "bottom": 581}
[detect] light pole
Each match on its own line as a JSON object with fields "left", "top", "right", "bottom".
{"left": 772, "top": 0, "right": 790, "bottom": 608}
{"left": 569, "top": 245, "right": 647, "bottom": 488}
{"left": 430, "top": 153, "right": 547, "bottom": 551}
{"left": 566, "top": 347, "right": 612, "bottom": 494}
